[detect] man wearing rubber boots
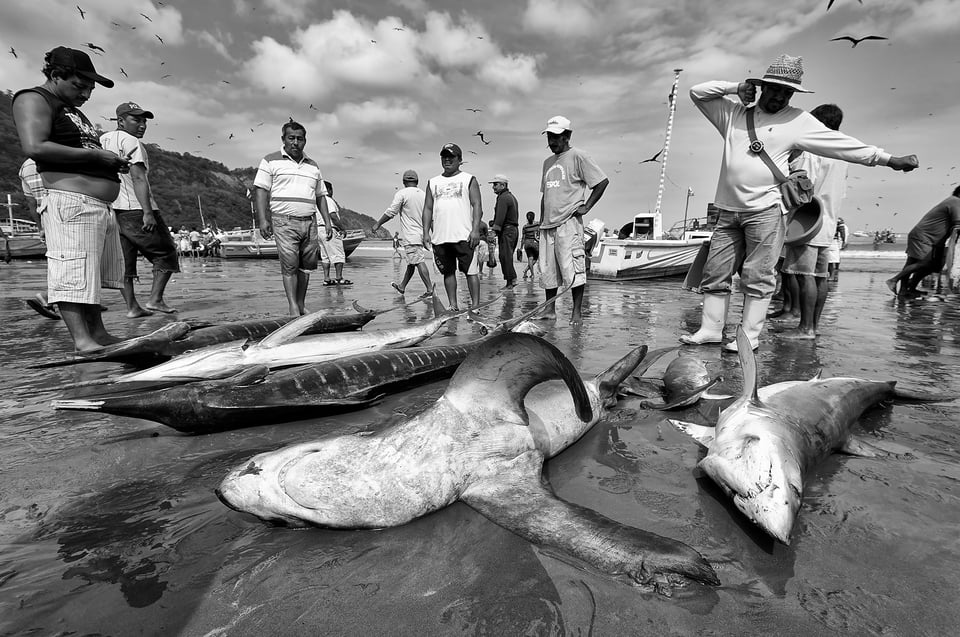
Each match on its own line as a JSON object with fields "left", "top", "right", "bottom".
{"left": 682, "top": 54, "right": 918, "bottom": 352}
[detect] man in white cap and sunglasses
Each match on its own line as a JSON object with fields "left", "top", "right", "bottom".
{"left": 681, "top": 53, "right": 918, "bottom": 352}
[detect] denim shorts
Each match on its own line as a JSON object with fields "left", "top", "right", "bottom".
{"left": 114, "top": 209, "right": 180, "bottom": 279}
{"left": 700, "top": 205, "right": 785, "bottom": 298}
{"left": 273, "top": 215, "right": 319, "bottom": 275}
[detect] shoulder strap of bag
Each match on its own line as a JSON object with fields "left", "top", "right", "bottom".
{"left": 746, "top": 108, "right": 788, "bottom": 184}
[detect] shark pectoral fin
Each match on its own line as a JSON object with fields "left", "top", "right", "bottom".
{"left": 461, "top": 457, "right": 719, "bottom": 590}
{"left": 667, "top": 419, "right": 715, "bottom": 448}
{"left": 631, "top": 346, "right": 679, "bottom": 377}
{"left": 656, "top": 376, "right": 725, "bottom": 411}
{"left": 840, "top": 436, "right": 886, "bottom": 458}
{"left": 443, "top": 333, "right": 592, "bottom": 424}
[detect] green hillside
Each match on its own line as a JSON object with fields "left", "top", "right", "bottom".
{"left": 0, "top": 91, "right": 388, "bottom": 237}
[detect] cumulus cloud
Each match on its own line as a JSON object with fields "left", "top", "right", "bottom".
{"left": 523, "top": 0, "right": 599, "bottom": 38}
{"left": 258, "top": 0, "right": 313, "bottom": 24}
{"left": 335, "top": 98, "right": 421, "bottom": 128}
{"left": 242, "top": 9, "right": 539, "bottom": 105}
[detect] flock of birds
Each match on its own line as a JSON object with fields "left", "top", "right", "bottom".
{"left": 6, "top": 0, "right": 896, "bottom": 163}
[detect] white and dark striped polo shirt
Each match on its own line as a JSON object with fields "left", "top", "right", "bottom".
{"left": 253, "top": 149, "right": 327, "bottom": 218}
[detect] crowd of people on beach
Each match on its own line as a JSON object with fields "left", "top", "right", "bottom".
{"left": 10, "top": 44, "right": 960, "bottom": 355}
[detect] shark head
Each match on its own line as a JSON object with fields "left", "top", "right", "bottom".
{"left": 699, "top": 431, "right": 802, "bottom": 544}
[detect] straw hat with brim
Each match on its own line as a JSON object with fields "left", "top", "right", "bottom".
{"left": 784, "top": 196, "right": 823, "bottom": 246}
{"left": 747, "top": 54, "right": 813, "bottom": 94}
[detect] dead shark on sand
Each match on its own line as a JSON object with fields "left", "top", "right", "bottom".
{"left": 217, "top": 333, "right": 720, "bottom": 595}
{"left": 670, "top": 327, "right": 955, "bottom": 544}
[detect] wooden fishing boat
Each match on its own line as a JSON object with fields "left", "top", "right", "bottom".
{"left": 220, "top": 227, "right": 364, "bottom": 259}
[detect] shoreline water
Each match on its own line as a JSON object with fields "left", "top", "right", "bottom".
{"left": 1, "top": 253, "right": 958, "bottom": 636}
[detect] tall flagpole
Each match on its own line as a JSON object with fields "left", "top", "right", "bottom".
{"left": 654, "top": 68, "right": 683, "bottom": 222}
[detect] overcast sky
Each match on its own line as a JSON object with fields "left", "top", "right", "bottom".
{"left": 2, "top": 0, "right": 958, "bottom": 233}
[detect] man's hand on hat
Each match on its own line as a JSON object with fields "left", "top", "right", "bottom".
{"left": 888, "top": 155, "right": 919, "bottom": 173}
{"left": 737, "top": 81, "right": 758, "bottom": 106}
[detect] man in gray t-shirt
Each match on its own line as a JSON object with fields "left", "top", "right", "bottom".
{"left": 538, "top": 115, "right": 608, "bottom": 325}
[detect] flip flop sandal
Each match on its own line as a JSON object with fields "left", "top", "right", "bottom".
{"left": 26, "top": 298, "right": 62, "bottom": 320}
{"left": 336, "top": 279, "right": 353, "bottom": 285}
{"left": 322, "top": 279, "right": 336, "bottom": 286}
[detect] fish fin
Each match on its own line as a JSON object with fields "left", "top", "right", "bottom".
{"left": 736, "top": 326, "right": 762, "bottom": 407}
{"left": 223, "top": 365, "right": 270, "bottom": 386}
{"left": 462, "top": 457, "right": 719, "bottom": 589}
{"left": 595, "top": 345, "right": 649, "bottom": 402}
{"left": 257, "top": 309, "right": 336, "bottom": 348}
{"left": 655, "top": 376, "right": 725, "bottom": 411}
{"left": 631, "top": 346, "right": 679, "bottom": 377}
{"left": 52, "top": 399, "right": 105, "bottom": 411}
{"left": 430, "top": 285, "right": 446, "bottom": 318}
{"left": 840, "top": 436, "right": 886, "bottom": 458}
{"left": 668, "top": 419, "right": 715, "bottom": 448}
{"left": 700, "top": 390, "right": 733, "bottom": 401}
{"left": 444, "top": 333, "right": 592, "bottom": 425}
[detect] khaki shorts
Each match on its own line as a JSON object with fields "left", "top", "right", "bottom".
{"left": 825, "top": 238, "right": 842, "bottom": 264}
{"left": 319, "top": 231, "right": 345, "bottom": 264}
{"left": 539, "top": 215, "right": 586, "bottom": 289}
{"left": 403, "top": 242, "right": 429, "bottom": 265}
{"left": 43, "top": 189, "right": 123, "bottom": 305}
{"left": 782, "top": 244, "right": 829, "bottom": 277}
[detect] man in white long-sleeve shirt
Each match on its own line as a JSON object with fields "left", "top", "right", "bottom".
{"left": 680, "top": 54, "right": 918, "bottom": 352}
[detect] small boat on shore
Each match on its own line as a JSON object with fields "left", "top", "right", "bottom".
{"left": 221, "top": 227, "right": 365, "bottom": 259}
{"left": 0, "top": 216, "right": 46, "bottom": 259}
{"left": 586, "top": 69, "right": 710, "bottom": 282}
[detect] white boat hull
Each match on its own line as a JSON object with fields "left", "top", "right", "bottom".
{"left": 588, "top": 238, "right": 707, "bottom": 281}
{"left": 221, "top": 229, "right": 364, "bottom": 260}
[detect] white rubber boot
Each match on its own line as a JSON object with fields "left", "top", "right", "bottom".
{"left": 723, "top": 295, "right": 773, "bottom": 353}
{"left": 679, "top": 293, "right": 729, "bottom": 345}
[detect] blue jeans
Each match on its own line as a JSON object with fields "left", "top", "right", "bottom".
{"left": 700, "top": 205, "right": 785, "bottom": 298}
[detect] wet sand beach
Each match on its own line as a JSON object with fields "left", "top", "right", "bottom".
{"left": 2, "top": 246, "right": 959, "bottom": 636}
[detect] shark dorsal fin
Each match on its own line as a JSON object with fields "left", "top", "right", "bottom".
{"left": 444, "top": 333, "right": 592, "bottom": 425}
{"left": 736, "top": 326, "right": 762, "bottom": 406}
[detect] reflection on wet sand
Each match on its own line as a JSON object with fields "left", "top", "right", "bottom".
{"left": 2, "top": 255, "right": 960, "bottom": 635}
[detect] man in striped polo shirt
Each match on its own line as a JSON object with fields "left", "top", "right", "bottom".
{"left": 254, "top": 120, "right": 334, "bottom": 316}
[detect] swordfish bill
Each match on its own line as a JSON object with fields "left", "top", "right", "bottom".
{"left": 52, "top": 294, "right": 566, "bottom": 432}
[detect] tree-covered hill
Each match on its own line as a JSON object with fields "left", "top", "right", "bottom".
{"left": 1, "top": 91, "right": 389, "bottom": 237}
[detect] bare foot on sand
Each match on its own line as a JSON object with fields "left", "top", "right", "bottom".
{"left": 885, "top": 279, "right": 897, "bottom": 295}
{"left": 781, "top": 329, "right": 816, "bottom": 340}
{"left": 144, "top": 302, "right": 177, "bottom": 314}
{"left": 126, "top": 307, "right": 154, "bottom": 318}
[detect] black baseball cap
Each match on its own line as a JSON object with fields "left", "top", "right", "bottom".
{"left": 46, "top": 46, "right": 114, "bottom": 88}
{"left": 440, "top": 143, "right": 462, "bottom": 158}
{"left": 116, "top": 101, "right": 155, "bottom": 119}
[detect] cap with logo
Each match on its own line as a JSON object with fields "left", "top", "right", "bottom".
{"left": 402, "top": 169, "right": 418, "bottom": 181}
{"left": 488, "top": 174, "right": 508, "bottom": 184}
{"left": 116, "top": 101, "right": 155, "bottom": 119}
{"left": 46, "top": 46, "right": 114, "bottom": 88}
{"left": 440, "top": 143, "right": 462, "bottom": 158}
{"left": 542, "top": 115, "right": 572, "bottom": 135}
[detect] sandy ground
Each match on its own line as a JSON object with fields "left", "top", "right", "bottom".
{"left": 1, "top": 249, "right": 959, "bottom": 636}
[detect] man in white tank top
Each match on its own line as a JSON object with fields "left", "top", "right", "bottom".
{"left": 422, "top": 143, "right": 483, "bottom": 310}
